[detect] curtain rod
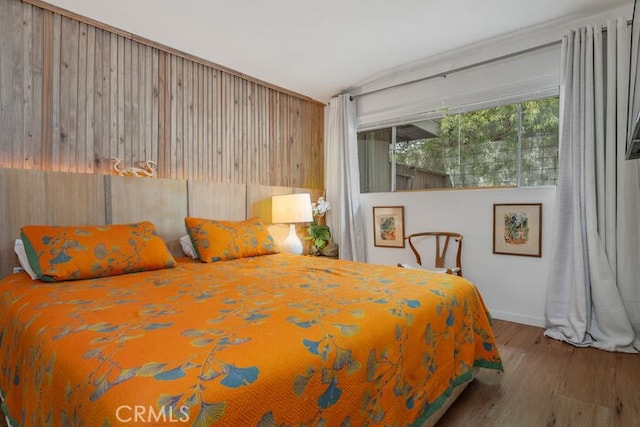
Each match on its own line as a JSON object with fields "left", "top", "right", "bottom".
{"left": 351, "top": 39, "right": 563, "bottom": 99}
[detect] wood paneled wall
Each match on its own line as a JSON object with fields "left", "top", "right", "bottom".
{"left": 0, "top": 0, "right": 324, "bottom": 188}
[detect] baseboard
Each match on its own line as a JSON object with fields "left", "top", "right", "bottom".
{"left": 489, "top": 309, "right": 545, "bottom": 328}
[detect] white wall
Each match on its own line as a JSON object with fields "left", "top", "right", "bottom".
{"left": 352, "top": 5, "right": 632, "bottom": 330}
{"left": 360, "top": 187, "right": 555, "bottom": 327}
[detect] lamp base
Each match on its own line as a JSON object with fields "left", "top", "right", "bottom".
{"left": 280, "top": 224, "right": 303, "bottom": 255}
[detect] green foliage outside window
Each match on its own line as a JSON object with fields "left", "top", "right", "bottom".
{"left": 363, "top": 96, "right": 560, "bottom": 191}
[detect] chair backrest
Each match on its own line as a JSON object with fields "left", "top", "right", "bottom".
{"left": 405, "top": 232, "right": 463, "bottom": 276}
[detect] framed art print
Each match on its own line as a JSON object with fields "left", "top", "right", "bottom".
{"left": 493, "top": 203, "right": 542, "bottom": 257}
{"left": 373, "top": 206, "right": 405, "bottom": 248}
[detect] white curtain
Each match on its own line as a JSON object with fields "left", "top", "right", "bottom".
{"left": 544, "top": 18, "right": 640, "bottom": 352}
{"left": 324, "top": 94, "right": 366, "bottom": 262}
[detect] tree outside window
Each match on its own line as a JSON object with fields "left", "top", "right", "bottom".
{"left": 358, "top": 96, "right": 559, "bottom": 192}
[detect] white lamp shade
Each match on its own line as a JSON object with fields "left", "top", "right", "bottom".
{"left": 272, "top": 193, "right": 313, "bottom": 224}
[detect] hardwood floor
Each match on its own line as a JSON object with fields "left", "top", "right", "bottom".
{"left": 1, "top": 320, "right": 637, "bottom": 427}
{"left": 437, "top": 319, "right": 640, "bottom": 427}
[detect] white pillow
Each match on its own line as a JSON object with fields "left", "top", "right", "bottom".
{"left": 14, "top": 239, "right": 38, "bottom": 280}
{"left": 179, "top": 234, "right": 198, "bottom": 259}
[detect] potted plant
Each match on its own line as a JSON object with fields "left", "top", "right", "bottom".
{"left": 306, "top": 196, "right": 337, "bottom": 256}
{"left": 307, "top": 222, "right": 332, "bottom": 253}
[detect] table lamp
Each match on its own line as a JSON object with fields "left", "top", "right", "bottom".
{"left": 272, "top": 193, "right": 313, "bottom": 254}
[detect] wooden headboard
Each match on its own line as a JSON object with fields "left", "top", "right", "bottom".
{"left": 0, "top": 168, "right": 322, "bottom": 278}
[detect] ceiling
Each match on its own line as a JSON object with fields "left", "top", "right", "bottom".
{"left": 44, "top": 0, "right": 631, "bottom": 103}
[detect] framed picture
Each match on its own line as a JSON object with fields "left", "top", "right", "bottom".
{"left": 493, "top": 203, "right": 542, "bottom": 257}
{"left": 373, "top": 206, "right": 405, "bottom": 248}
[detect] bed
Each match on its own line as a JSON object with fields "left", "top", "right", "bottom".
{"left": 0, "top": 220, "right": 502, "bottom": 426}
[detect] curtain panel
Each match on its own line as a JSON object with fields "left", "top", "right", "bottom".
{"left": 544, "top": 18, "right": 640, "bottom": 352}
{"left": 324, "top": 95, "right": 366, "bottom": 262}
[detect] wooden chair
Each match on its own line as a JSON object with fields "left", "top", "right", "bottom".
{"left": 399, "top": 232, "right": 463, "bottom": 276}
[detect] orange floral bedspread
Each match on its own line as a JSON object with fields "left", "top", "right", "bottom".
{"left": 0, "top": 254, "right": 502, "bottom": 426}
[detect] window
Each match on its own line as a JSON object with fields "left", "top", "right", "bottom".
{"left": 357, "top": 96, "right": 559, "bottom": 193}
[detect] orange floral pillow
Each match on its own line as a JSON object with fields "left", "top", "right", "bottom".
{"left": 184, "top": 217, "right": 276, "bottom": 262}
{"left": 21, "top": 221, "right": 176, "bottom": 282}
